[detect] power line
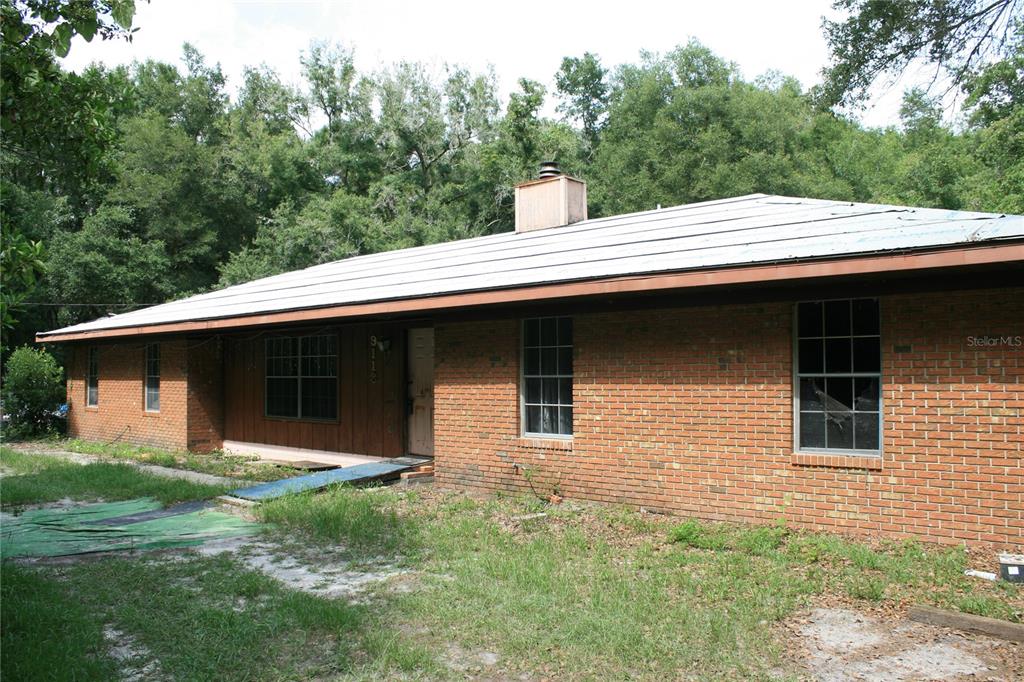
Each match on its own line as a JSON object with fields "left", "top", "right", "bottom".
{"left": 21, "top": 302, "right": 160, "bottom": 307}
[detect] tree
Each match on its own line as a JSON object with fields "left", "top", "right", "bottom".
{"left": 1, "top": 0, "right": 137, "bottom": 197}
{"left": 555, "top": 52, "right": 609, "bottom": 153}
{"left": 819, "top": 0, "right": 1023, "bottom": 108}
{"left": 1, "top": 346, "right": 65, "bottom": 437}
{"left": 0, "top": 221, "right": 45, "bottom": 349}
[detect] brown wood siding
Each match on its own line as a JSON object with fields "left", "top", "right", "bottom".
{"left": 222, "top": 323, "right": 405, "bottom": 457}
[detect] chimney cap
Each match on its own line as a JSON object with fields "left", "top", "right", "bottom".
{"left": 538, "top": 161, "right": 561, "bottom": 179}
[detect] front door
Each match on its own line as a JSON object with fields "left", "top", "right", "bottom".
{"left": 407, "top": 328, "right": 434, "bottom": 456}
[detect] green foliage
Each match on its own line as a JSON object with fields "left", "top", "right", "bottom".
{"left": 819, "top": 0, "right": 1023, "bottom": 108}
{"left": 1, "top": 346, "right": 64, "bottom": 436}
{"left": 0, "top": 219, "right": 45, "bottom": 343}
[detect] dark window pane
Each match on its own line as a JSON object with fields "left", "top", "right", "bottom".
{"left": 302, "top": 378, "right": 337, "bottom": 419}
{"left": 557, "top": 347, "right": 573, "bottom": 375}
{"left": 854, "top": 377, "right": 879, "bottom": 411}
{"left": 525, "top": 378, "right": 541, "bottom": 404}
{"left": 540, "top": 348, "right": 557, "bottom": 375}
{"left": 524, "top": 349, "right": 540, "bottom": 376}
{"left": 525, "top": 319, "right": 540, "bottom": 347}
{"left": 541, "top": 406, "right": 558, "bottom": 434}
{"left": 526, "top": 406, "right": 541, "bottom": 433}
{"left": 854, "top": 413, "right": 879, "bottom": 450}
{"left": 540, "top": 318, "right": 557, "bottom": 346}
{"left": 825, "top": 377, "right": 854, "bottom": 411}
{"left": 557, "top": 317, "right": 572, "bottom": 346}
{"left": 826, "top": 413, "right": 854, "bottom": 449}
{"left": 824, "top": 300, "right": 851, "bottom": 336}
{"left": 542, "top": 378, "right": 558, "bottom": 404}
{"left": 798, "top": 302, "right": 823, "bottom": 338}
{"left": 852, "top": 299, "right": 879, "bottom": 335}
{"left": 800, "top": 377, "right": 825, "bottom": 411}
{"left": 798, "top": 339, "right": 824, "bottom": 373}
{"left": 559, "top": 407, "right": 573, "bottom": 435}
{"left": 266, "top": 378, "right": 299, "bottom": 418}
{"left": 559, "top": 378, "right": 572, "bottom": 405}
{"left": 853, "top": 337, "right": 880, "bottom": 373}
{"left": 825, "top": 338, "right": 852, "bottom": 373}
{"left": 799, "top": 412, "right": 826, "bottom": 448}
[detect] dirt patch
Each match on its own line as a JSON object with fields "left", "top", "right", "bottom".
{"left": 195, "top": 535, "right": 407, "bottom": 600}
{"left": 103, "top": 624, "right": 164, "bottom": 681}
{"left": 789, "top": 607, "right": 1021, "bottom": 681}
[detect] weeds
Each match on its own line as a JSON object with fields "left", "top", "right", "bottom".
{"left": 0, "top": 447, "right": 229, "bottom": 507}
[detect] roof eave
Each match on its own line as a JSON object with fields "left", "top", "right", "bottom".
{"left": 35, "top": 242, "right": 1024, "bottom": 344}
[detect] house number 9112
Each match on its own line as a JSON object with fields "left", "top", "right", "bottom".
{"left": 369, "top": 335, "right": 378, "bottom": 384}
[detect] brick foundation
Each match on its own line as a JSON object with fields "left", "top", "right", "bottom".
{"left": 434, "top": 288, "right": 1023, "bottom": 549}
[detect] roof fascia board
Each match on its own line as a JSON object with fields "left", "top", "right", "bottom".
{"left": 36, "top": 243, "right": 1024, "bottom": 343}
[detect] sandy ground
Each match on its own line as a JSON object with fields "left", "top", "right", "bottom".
{"left": 195, "top": 534, "right": 408, "bottom": 601}
{"left": 786, "top": 607, "right": 1022, "bottom": 681}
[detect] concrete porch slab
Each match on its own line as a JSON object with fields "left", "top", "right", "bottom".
{"left": 222, "top": 440, "right": 386, "bottom": 468}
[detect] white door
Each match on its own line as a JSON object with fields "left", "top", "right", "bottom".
{"left": 407, "top": 328, "right": 434, "bottom": 456}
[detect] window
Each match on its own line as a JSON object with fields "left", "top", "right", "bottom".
{"left": 86, "top": 347, "right": 99, "bottom": 407}
{"left": 265, "top": 335, "right": 337, "bottom": 420}
{"left": 144, "top": 344, "right": 160, "bottom": 412}
{"left": 796, "top": 298, "right": 881, "bottom": 453}
{"left": 522, "top": 317, "right": 573, "bottom": 436}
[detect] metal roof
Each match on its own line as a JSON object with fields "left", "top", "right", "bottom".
{"left": 39, "top": 193, "right": 1024, "bottom": 338}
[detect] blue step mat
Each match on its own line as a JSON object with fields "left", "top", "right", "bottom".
{"left": 230, "top": 456, "right": 431, "bottom": 501}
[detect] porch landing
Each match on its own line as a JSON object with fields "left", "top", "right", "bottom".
{"left": 222, "top": 440, "right": 385, "bottom": 468}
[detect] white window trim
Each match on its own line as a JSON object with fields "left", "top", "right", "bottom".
{"left": 144, "top": 343, "right": 160, "bottom": 413}
{"left": 86, "top": 347, "right": 99, "bottom": 407}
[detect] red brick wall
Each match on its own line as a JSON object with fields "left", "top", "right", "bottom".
{"left": 434, "top": 288, "right": 1023, "bottom": 549}
{"left": 66, "top": 341, "right": 189, "bottom": 451}
{"left": 186, "top": 339, "right": 224, "bottom": 452}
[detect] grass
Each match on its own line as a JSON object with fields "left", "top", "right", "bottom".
{"left": 1, "top": 455, "right": 1020, "bottom": 680}
{"left": 0, "top": 447, "right": 230, "bottom": 507}
{"left": 56, "top": 438, "right": 291, "bottom": 481}
{"left": 1, "top": 565, "right": 120, "bottom": 681}
{"left": 257, "top": 484, "right": 415, "bottom": 559}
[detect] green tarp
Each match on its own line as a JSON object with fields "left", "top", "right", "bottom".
{"left": 0, "top": 498, "right": 259, "bottom": 558}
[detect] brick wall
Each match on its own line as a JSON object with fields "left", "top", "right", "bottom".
{"left": 66, "top": 340, "right": 189, "bottom": 451}
{"left": 434, "top": 287, "right": 1023, "bottom": 549}
{"left": 186, "top": 339, "right": 224, "bottom": 452}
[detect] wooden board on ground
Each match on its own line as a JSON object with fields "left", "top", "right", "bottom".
{"left": 908, "top": 605, "right": 1024, "bottom": 642}
{"left": 264, "top": 460, "right": 338, "bottom": 471}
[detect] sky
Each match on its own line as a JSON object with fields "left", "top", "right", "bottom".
{"left": 60, "top": 0, "right": 915, "bottom": 128}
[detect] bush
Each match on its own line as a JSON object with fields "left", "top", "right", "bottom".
{"left": 1, "top": 346, "right": 65, "bottom": 438}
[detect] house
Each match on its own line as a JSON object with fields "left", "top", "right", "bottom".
{"left": 38, "top": 168, "right": 1024, "bottom": 549}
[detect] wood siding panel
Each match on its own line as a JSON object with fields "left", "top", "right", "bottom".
{"left": 222, "top": 324, "right": 406, "bottom": 457}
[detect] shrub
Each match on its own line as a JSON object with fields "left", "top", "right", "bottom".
{"left": 1, "top": 346, "right": 65, "bottom": 438}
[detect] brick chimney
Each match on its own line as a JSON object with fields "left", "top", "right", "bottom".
{"left": 514, "top": 161, "right": 588, "bottom": 233}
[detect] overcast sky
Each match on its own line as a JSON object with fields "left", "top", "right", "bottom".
{"left": 60, "top": 0, "right": 915, "bottom": 128}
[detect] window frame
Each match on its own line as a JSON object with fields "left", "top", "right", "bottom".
{"left": 792, "top": 298, "right": 883, "bottom": 457}
{"left": 86, "top": 347, "right": 99, "bottom": 407}
{"left": 264, "top": 334, "right": 339, "bottom": 422}
{"left": 144, "top": 343, "right": 160, "bottom": 413}
{"left": 520, "top": 316, "right": 574, "bottom": 439}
